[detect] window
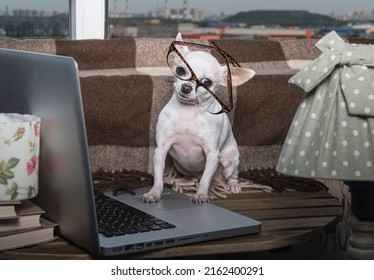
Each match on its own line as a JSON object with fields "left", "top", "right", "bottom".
{"left": 0, "top": 0, "right": 108, "bottom": 39}
{"left": 0, "top": 0, "right": 69, "bottom": 38}
{"left": 1, "top": 2, "right": 372, "bottom": 40}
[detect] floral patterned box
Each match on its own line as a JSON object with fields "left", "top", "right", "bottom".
{"left": 0, "top": 113, "right": 40, "bottom": 201}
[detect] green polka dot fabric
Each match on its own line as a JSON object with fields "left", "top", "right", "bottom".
{"left": 276, "top": 31, "right": 374, "bottom": 181}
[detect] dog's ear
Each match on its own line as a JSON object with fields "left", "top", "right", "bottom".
{"left": 175, "top": 33, "right": 190, "bottom": 56}
{"left": 176, "top": 32, "right": 183, "bottom": 42}
{"left": 221, "top": 66, "right": 255, "bottom": 87}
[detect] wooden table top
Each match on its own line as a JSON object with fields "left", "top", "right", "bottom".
{"left": 0, "top": 190, "right": 342, "bottom": 259}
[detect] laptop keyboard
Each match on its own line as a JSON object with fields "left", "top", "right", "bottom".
{"left": 95, "top": 194, "right": 176, "bottom": 238}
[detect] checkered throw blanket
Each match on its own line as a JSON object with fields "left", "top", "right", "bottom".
{"left": 1, "top": 36, "right": 372, "bottom": 195}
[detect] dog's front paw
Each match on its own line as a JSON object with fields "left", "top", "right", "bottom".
{"left": 142, "top": 192, "right": 161, "bottom": 203}
{"left": 227, "top": 184, "right": 241, "bottom": 194}
{"left": 191, "top": 192, "right": 209, "bottom": 204}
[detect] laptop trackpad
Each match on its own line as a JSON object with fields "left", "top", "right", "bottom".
{"left": 131, "top": 191, "right": 201, "bottom": 211}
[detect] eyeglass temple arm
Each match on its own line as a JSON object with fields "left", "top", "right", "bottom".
{"left": 210, "top": 41, "right": 241, "bottom": 67}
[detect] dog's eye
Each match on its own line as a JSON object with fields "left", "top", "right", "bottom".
{"left": 201, "top": 78, "right": 212, "bottom": 88}
{"left": 176, "top": 67, "right": 186, "bottom": 76}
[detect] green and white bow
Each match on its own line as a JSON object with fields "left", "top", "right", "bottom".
{"left": 289, "top": 31, "right": 374, "bottom": 118}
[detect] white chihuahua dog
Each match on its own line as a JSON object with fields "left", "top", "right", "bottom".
{"left": 143, "top": 34, "right": 255, "bottom": 203}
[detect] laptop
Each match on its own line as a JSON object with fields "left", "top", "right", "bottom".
{"left": 0, "top": 48, "right": 261, "bottom": 257}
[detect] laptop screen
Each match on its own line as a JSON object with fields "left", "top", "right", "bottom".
{"left": 0, "top": 48, "right": 100, "bottom": 254}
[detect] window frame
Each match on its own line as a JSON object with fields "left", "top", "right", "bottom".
{"left": 69, "top": 0, "right": 108, "bottom": 39}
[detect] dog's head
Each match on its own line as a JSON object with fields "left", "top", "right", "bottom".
{"left": 168, "top": 33, "right": 255, "bottom": 113}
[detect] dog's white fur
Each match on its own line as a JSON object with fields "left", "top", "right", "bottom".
{"left": 143, "top": 33, "right": 255, "bottom": 203}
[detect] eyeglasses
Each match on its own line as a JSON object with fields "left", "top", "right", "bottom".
{"left": 166, "top": 40, "right": 241, "bottom": 114}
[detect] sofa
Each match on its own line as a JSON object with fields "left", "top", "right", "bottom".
{"left": 3, "top": 36, "right": 369, "bottom": 197}
{"left": 0, "top": 37, "right": 321, "bottom": 173}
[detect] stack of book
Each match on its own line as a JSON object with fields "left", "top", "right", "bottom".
{"left": 0, "top": 200, "right": 57, "bottom": 252}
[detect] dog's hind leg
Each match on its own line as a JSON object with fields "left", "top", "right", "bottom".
{"left": 220, "top": 157, "right": 241, "bottom": 194}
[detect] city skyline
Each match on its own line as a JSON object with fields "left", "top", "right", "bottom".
{"left": 0, "top": 0, "right": 373, "bottom": 16}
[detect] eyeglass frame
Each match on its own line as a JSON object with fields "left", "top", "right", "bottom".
{"left": 166, "top": 40, "right": 241, "bottom": 114}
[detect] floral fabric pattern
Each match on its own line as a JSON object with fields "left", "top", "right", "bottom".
{"left": 0, "top": 113, "right": 40, "bottom": 200}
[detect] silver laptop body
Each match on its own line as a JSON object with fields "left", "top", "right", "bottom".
{"left": 0, "top": 48, "right": 261, "bottom": 256}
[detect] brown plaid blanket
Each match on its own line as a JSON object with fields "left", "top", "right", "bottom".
{"left": 1, "top": 36, "right": 373, "bottom": 194}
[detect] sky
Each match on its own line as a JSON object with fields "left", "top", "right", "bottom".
{"left": 0, "top": 0, "right": 373, "bottom": 16}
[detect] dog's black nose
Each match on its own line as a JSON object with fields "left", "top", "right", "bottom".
{"left": 181, "top": 84, "right": 192, "bottom": 94}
